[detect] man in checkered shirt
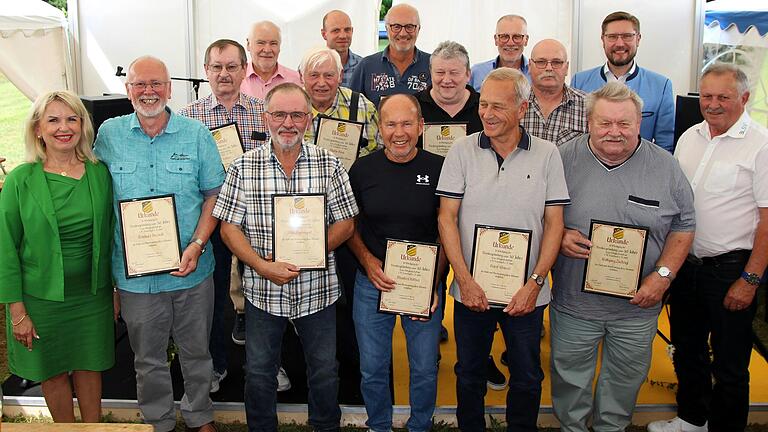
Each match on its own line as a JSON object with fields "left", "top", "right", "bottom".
{"left": 212, "top": 82, "right": 357, "bottom": 432}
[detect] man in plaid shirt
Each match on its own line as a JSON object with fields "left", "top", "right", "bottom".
{"left": 179, "top": 39, "right": 277, "bottom": 395}
{"left": 213, "top": 83, "right": 357, "bottom": 432}
{"left": 521, "top": 39, "right": 587, "bottom": 146}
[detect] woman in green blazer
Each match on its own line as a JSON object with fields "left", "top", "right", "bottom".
{"left": 0, "top": 90, "right": 115, "bottom": 423}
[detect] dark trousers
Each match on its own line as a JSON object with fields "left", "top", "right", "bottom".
{"left": 209, "top": 226, "right": 233, "bottom": 374}
{"left": 244, "top": 301, "right": 341, "bottom": 432}
{"left": 669, "top": 255, "right": 757, "bottom": 431}
{"left": 454, "top": 301, "right": 545, "bottom": 432}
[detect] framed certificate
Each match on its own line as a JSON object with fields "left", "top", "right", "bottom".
{"left": 210, "top": 122, "right": 244, "bottom": 170}
{"left": 582, "top": 219, "right": 649, "bottom": 299}
{"left": 470, "top": 225, "right": 532, "bottom": 306}
{"left": 118, "top": 194, "right": 182, "bottom": 278}
{"left": 271, "top": 193, "right": 328, "bottom": 270}
{"left": 314, "top": 116, "right": 363, "bottom": 171}
{"left": 378, "top": 239, "right": 439, "bottom": 318}
{"left": 423, "top": 122, "right": 467, "bottom": 157}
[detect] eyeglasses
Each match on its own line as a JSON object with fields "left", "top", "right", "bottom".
{"left": 266, "top": 111, "right": 310, "bottom": 122}
{"left": 388, "top": 23, "right": 419, "bottom": 33}
{"left": 495, "top": 33, "right": 527, "bottom": 44}
{"left": 603, "top": 32, "right": 637, "bottom": 42}
{"left": 207, "top": 64, "right": 243, "bottom": 73}
{"left": 128, "top": 81, "right": 169, "bottom": 91}
{"left": 530, "top": 59, "right": 566, "bottom": 70}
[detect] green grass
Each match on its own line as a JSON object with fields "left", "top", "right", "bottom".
{"left": 0, "top": 73, "right": 30, "bottom": 178}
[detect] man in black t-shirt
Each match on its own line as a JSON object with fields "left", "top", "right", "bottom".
{"left": 347, "top": 94, "right": 445, "bottom": 432}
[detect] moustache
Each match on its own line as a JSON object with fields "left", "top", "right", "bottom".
{"left": 705, "top": 108, "right": 725, "bottom": 115}
{"left": 598, "top": 136, "right": 627, "bottom": 145}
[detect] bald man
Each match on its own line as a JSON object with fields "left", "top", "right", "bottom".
{"left": 470, "top": 15, "right": 531, "bottom": 91}
{"left": 521, "top": 39, "right": 587, "bottom": 146}
{"left": 241, "top": 20, "right": 302, "bottom": 99}
{"left": 348, "top": 3, "right": 430, "bottom": 106}
{"left": 321, "top": 10, "right": 362, "bottom": 87}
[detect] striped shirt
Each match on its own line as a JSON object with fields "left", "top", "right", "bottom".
{"left": 303, "top": 86, "right": 383, "bottom": 158}
{"left": 212, "top": 141, "right": 359, "bottom": 318}
{"left": 178, "top": 93, "right": 269, "bottom": 151}
{"left": 521, "top": 85, "right": 588, "bottom": 146}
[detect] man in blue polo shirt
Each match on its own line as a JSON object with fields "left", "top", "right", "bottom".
{"left": 95, "top": 55, "right": 224, "bottom": 432}
{"left": 348, "top": 3, "right": 430, "bottom": 106}
{"left": 571, "top": 11, "right": 675, "bottom": 152}
{"left": 469, "top": 14, "right": 531, "bottom": 92}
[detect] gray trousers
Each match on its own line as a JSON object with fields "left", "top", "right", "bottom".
{"left": 119, "top": 276, "right": 215, "bottom": 431}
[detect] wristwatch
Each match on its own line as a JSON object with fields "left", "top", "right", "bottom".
{"left": 741, "top": 271, "right": 762, "bottom": 286}
{"left": 190, "top": 237, "right": 207, "bottom": 254}
{"left": 530, "top": 273, "right": 545, "bottom": 287}
{"left": 655, "top": 266, "right": 674, "bottom": 281}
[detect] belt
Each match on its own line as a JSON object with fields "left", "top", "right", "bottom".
{"left": 686, "top": 249, "right": 751, "bottom": 267}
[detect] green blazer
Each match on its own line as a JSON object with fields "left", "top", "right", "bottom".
{"left": 0, "top": 161, "right": 113, "bottom": 302}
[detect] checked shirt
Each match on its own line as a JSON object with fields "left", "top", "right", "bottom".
{"left": 178, "top": 93, "right": 269, "bottom": 151}
{"left": 521, "top": 85, "right": 588, "bottom": 146}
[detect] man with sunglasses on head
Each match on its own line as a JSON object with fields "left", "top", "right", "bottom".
{"left": 469, "top": 15, "right": 530, "bottom": 92}
{"left": 571, "top": 11, "right": 675, "bottom": 152}
{"left": 348, "top": 3, "right": 430, "bottom": 107}
{"left": 521, "top": 39, "right": 587, "bottom": 146}
{"left": 213, "top": 83, "right": 357, "bottom": 432}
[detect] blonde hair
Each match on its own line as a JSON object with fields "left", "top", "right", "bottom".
{"left": 24, "top": 90, "right": 97, "bottom": 163}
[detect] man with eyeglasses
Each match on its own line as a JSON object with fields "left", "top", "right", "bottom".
{"left": 179, "top": 39, "right": 293, "bottom": 396}
{"left": 571, "top": 11, "right": 675, "bottom": 152}
{"left": 521, "top": 39, "right": 587, "bottom": 146}
{"left": 348, "top": 3, "right": 430, "bottom": 106}
{"left": 469, "top": 15, "right": 530, "bottom": 92}
{"left": 321, "top": 10, "right": 362, "bottom": 88}
{"left": 213, "top": 82, "right": 357, "bottom": 432}
{"left": 95, "top": 55, "right": 224, "bottom": 432}
{"left": 241, "top": 21, "right": 302, "bottom": 100}
{"left": 437, "top": 67, "right": 569, "bottom": 431}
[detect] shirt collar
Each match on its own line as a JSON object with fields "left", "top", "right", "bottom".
{"left": 697, "top": 110, "right": 752, "bottom": 140}
{"left": 492, "top": 55, "right": 529, "bottom": 73}
{"left": 245, "top": 62, "right": 287, "bottom": 81}
{"left": 478, "top": 126, "right": 531, "bottom": 151}
{"left": 381, "top": 46, "right": 422, "bottom": 65}
{"left": 129, "top": 107, "right": 179, "bottom": 135}
{"left": 206, "top": 92, "right": 247, "bottom": 112}
{"left": 601, "top": 61, "right": 638, "bottom": 82}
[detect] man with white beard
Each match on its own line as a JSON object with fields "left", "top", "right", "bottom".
{"left": 213, "top": 83, "right": 358, "bottom": 432}
{"left": 95, "top": 55, "right": 224, "bottom": 432}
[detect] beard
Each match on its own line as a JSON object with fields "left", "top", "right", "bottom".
{"left": 271, "top": 126, "right": 304, "bottom": 151}
{"left": 132, "top": 96, "right": 167, "bottom": 118}
{"left": 608, "top": 49, "right": 636, "bottom": 67}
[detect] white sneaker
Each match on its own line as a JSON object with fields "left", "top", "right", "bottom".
{"left": 277, "top": 367, "right": 291, "bottom": 392}
{"left": 210, "top": 369, "right": 227, "bottom": 393}
{"left": 647, "top": 417, "right": 708, "bottom": 432}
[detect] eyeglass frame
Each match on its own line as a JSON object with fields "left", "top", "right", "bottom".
{"left": 388, "top": 23, "right": 419, "bottom": 34}
{"left": 494, "top": 33, "right": 527, "bottom": 44}
{"left": 265, "top": 111, "right": 311, "bottom": 123}
{"left": 127, "top": 81, "right": 170, "bottom": 91}
{"left": 206, "top": 63, "right": 244, "bottom": 73}
{"left": 602, "top": 32, "right": 638, "bottom": 43}
{"left": 530, "top": 59, "right": 567, "bottom": 70}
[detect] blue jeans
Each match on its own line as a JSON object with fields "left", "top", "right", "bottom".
{"left": 352, "top": 270, "right": 442, "bottom": 432}
{"left": 454, "top": 301, "right": 545, "bottom": 432}
{"left": 209, "top": 226, "right": 233, "bottom": 374}
{"left": 244, "top": 300, "right": 341, "bottom": 432}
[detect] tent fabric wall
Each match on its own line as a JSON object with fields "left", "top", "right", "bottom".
{"left": 0, "top": 0, "right": 73, "bottom": 101}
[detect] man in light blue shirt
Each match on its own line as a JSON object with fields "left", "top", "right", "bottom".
{"left": 95, "top": 55, "right": 224, "bottom": 432}
{"left": 469, "top": 14, "right": 530, "bottom": 91}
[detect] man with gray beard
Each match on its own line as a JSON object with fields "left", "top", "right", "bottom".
{"left": 213, "top": 83, "right": 358, "bottom": 432}
{"left": 95, "top": 55, "right": 224, "bottom": 432}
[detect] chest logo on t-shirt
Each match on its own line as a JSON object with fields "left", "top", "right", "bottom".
{"left": 416, "top": 174, "right": 430, "bottom": 185}
{"left": 407, "top": 74, "right": 428, "bottom": 91}
{"left": 371, "top": 73, "right": 396, "bottom": 91}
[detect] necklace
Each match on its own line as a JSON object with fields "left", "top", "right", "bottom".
{"left": 45, "top": 160, "right": 80, "bottom": 177}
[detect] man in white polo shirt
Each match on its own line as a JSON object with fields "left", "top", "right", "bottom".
{"left": 436, "top": 67, "right": 569, "bottom": 430}
{"left": 648, "top": 63, "right": 768, "bottom": 432}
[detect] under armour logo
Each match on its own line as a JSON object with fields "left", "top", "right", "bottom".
{"left": 416, "top": 175, "right": 430, "bottom": 183}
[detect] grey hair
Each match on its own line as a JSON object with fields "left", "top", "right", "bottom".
{"left": 585, "top": 82, "right": 644, "bottom": 118}
{"left": 497, "top": 14, "right": 528, "bottom": 26}
{"left": 482, "top": 67, "right": 531, "bottom": 106}
{"left": 701, "top": 62, "right": 750, "bottom": 95}
{"left": 430, "top": 40, "right": 470, "bottom": 72}
{"left": 264, "top": 83, "right": 311, "bottom": 112}
{"left": 298, "top": 47, "right": 342, "bottom": 79}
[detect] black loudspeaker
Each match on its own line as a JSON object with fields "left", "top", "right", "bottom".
{"left": 80, "top": 94, "right": 134, "bottom": 133}
{"left": 674, "top": 94, "right": 705, "bottom": 148}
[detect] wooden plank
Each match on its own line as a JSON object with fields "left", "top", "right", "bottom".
{"left": 3, "top": 424, "right": 153, "bottom": 431}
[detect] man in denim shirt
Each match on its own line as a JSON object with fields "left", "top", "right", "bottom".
{"left": 95, "top": 56, "right": 224, "bottom": 432}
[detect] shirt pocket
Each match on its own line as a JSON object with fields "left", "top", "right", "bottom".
{"left": 111, "top": 161, "right": 138, "bottom": 196}
{"left": 165, "top": 162, "right": 196, "bottom": 193}
{"left": 703, "top": 161, "right": 738, "bottom": 195}
{"left": 624, "top": 195, "right": 660, "bottom": 230}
